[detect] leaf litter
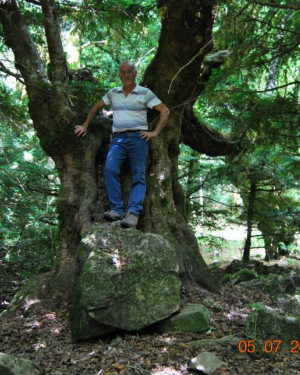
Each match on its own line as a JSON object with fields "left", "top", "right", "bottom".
{"left": 0, "top": 267, "right": 299, "bottom": 375}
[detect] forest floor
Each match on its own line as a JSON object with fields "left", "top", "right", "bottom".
{"left": 1, "top": 258, "right": 300, "bottom": 375}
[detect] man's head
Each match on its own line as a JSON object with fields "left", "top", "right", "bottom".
{"left": 119, "top": 61, "right": 137, "bottom": 87}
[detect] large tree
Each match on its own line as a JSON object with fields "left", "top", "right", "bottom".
{"left": 0, "top": 0, "right": 239, "bottom": 304}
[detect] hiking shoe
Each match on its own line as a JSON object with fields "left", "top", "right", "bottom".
{"left": 103, "top": 210, "right": 122, "bottom": 222}
{"left": 121, "top": 212, "right": 139, "bottom": 228}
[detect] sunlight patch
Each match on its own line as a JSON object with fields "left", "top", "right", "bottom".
{"left": 23, "top": 151, "right": 33, "bottom": 161}
{"left": 151, "top": 366, "right": 187, "bottom": 375}
{"left": 25, "top": 320, "right": 41, "bottom": 333}
{"left": 83, "top": 234, "right": 97, "bottom": 247}
{"left": 33, "top": 342, "right": 47, "bottom": 351}
{"left": 24, "top": 297, "right": 40, "bottom": 312}
{"left": 112, "top": 250, "right": 121, "bottom": 269}
{"left": 159, "top": 172, "right": 166, "bottom": 181}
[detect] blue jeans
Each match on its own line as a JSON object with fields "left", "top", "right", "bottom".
{"left": 104, "top": 132, "right": 149, "bottom": 216}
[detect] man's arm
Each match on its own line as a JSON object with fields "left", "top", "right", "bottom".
{"left": 140, "top": 103, "right": 170, "bottom": 141}
{"left": 74, "top": 99, "right": 106, "bottom": 137}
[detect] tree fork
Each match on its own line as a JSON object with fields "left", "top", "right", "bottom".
{"left": 0, "top": 0, "right": 225, "bottom": 313}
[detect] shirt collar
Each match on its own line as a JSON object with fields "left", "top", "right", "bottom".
{"left": 117, "top": 84, "right": 140, "bottom": 94}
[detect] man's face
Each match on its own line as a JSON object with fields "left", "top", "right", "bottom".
{"left": 119, "top": 63, "right": 137, "bottom": 86}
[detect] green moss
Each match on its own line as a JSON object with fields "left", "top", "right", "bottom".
{"left": 221, "top": 269, "right": 258, "bottom": 285}
{"left": 221, "top": 274, "right": 232, "bottom": 284}
{"left": 156, "top": 304, "right": 210, "bottom": 333}
{"left": 232, "top": 269, "right": 258, "bottom": 284}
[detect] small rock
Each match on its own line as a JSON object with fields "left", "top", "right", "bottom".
{"left": 188, "top": 352, "right": 226, "bottom": 374}
{"left": 155, "top": 303, "right": 210, "bottom": 333}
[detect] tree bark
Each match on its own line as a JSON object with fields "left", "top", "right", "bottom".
{"left": 0, "top": 0, "right": 242, "bottom": 304}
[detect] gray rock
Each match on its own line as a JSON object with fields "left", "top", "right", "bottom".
{"left": 188, "top": 352, "right": 226, "bottom": 374}
{"left": 156, "top": 303, "right": 210, "bottom": 333}
{"left": 245, "top": 304, "right": 300, "bottom": 345}
{"left": 71, "top": 224, "right": 181, "bottom": 340}
{"left": 0, "top": 353, "right": 37, "bottom": 375}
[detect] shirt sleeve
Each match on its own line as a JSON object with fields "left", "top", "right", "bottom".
{"left": 102, "top": 90, "right": 111, "bottom": 106}
{"left": 145, "top": 89, "right": 161, "bottom": 109}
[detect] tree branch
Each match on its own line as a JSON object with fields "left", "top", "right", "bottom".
{"left": 0, "top": 0, "right": 48, "bottom": 90}
{"left": 40, "top": 0, "right": 68, "bottom": 91}
{"left": 25, "top": 0, "right": 41, "bottom": 5}
{"left": 221, "top": 80, "right": 299, "bottom": 94}
{"left": 40, "top": 0, "right": 74, "bottom": 126}
{"left": 181, "top": 104, "right": 241, "bottom": 156}
{"left": 83, "top": 0, "right": 134, "bottom": 46}
{"left": 252, "top": 1, "right": 300, "bottom": 11}
{"left": 245, "top": 14, "right": 300, "bottom": 35}
{"left": 0, "top": 61, "right": 23, "bottom": 82}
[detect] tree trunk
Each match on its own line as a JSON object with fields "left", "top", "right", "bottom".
{"left": 0, "top": 0, "right": 241, "bottom": 305}
{"left": 243, "top": 180, "right": 257, "bottom": 261}
{"left": 139, "top": 0, "right": 221, "bottom": 291}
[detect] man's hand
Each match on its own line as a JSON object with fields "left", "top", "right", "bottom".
{"left": 74, "top": 125, "right": 88, "bottom": 137}
{"left": 140, "top": 103, "right": 170, "bottom": 141}
{"left": 74, "top": 100, "right": 105, "bottom": 137}
{"left": 139, "top": 130, "right": 158, "bottom": 141}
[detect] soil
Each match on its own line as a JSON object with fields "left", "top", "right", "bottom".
{"left": 1, "top": 265, "right": 300, "bottom": 375}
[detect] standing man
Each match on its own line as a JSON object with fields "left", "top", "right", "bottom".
{"left": 75, "top": 61, "right": 170, "bottom": 228}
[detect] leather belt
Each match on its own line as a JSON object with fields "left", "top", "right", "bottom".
{"left": 113, "top": 129, "right": 144, "bottom": 134}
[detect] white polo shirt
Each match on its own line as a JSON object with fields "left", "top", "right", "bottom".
{"left": 102, "top": 84, "right": 161, "bottom": 132}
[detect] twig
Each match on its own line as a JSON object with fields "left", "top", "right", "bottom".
{"left": 217, "top": 80, "right": 299, "bottom": 94}
{"left": 0, "top": 61, "right": 23, "bottom": 83}
{"left": 168, "top": 39, "right": 213, "bottom": 94}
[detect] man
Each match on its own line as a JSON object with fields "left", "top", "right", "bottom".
{"left": 75, "top": 61, "right": 170, "bottom": 228}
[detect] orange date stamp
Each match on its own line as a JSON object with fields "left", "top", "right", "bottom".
{"left": 238, "top": 339, "right": 300, "bottom": 354}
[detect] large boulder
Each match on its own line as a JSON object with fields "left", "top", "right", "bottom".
{"left": 71, "top": 224, "right": 181, "bottom": 340}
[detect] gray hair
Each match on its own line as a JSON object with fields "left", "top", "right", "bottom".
{"left": 119, "top": 60, "right": 136, "bottom": 72}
